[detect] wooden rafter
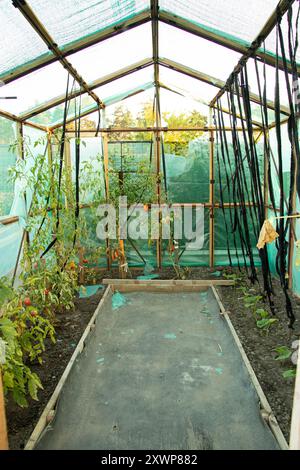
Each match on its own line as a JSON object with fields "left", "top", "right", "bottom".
{"left": 2, "top": 9, "right": 151, "bottom": 85}
{"left": 49, "top": 83, "right": 154, "bottom": 130}
{"left": 19, "top": 59, "right": 153, "bottom": 121}
{"left": 159, "top": 58, "right": 290, "bottom": 116}
{"left": 159, "top": 8, "right": 300, "bottom": 76}
{"left": 159, "top": 81, "right": 264, "bottom": 129}
{"left": 0, "top": 107, "right": 48, "bottom": 131}
{"left": 210, "top": 0, "right": 296, "bottom": 107}
{"left": 12, "top": 0, "right": 104, "bottom": 108}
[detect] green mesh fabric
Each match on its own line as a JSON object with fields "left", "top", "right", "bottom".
{"left": 0, "top": 117, "right": 17, "bottom": 217}
{"left": 0, "top": 0, "right": 52, "bottom": 78}
{"left": 29, "top": 0, "right": 149, "bottom": 49}
{"left": 160, "top": 0, "right": 300, "bottom": 64}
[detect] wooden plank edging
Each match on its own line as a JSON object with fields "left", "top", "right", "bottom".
{"left": 102, "top": 278, "right": 235, "bottom": 287}
{"left": 289, "top": 339, "right": 300, "bottom": 450}
{"left": 211, "top": 285, "right": 288, "bottom": 450}
{"left": 24, "top": 286, "right": 112, "bottom": 450}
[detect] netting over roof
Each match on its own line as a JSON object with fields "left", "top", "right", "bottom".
{"left": 0, "top": 0, "right": 298, "bottom": 125}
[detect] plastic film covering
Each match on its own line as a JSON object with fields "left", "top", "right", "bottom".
{"left": 0, "top": 0, "right": 53, "bottom": 78}
{"left": 0, "top": 117, "right": 17, "bottom": 217}
{"left": 28, "top": 0, "right": 149, "bottom": 49}
{"left": 160, "top": 0, "right": 300, "bottom": 63}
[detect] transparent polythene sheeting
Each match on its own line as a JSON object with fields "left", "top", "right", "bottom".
{"left": 28, "top": 0, "right": 149, "bottom": 50}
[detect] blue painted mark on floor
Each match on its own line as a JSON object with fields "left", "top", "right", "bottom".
{"left": 164, "top": 333, "right": 177, "bottom": 340}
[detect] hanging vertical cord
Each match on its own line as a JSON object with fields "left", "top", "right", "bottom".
{"left": 228, "top": 83, "right": 257, "bottom": 280}
{"left": 218, "top": 99, "right": 242, "bottom": 268}
{"left": 213, "top": 105, "right": 233, "bottom": 266}
{"left": 95, "top": 105, "right": 102, "bottom": 138}
{"left": 156, "top": 88, "right": 168, "bottom": 198}
{"left": 238, "top": 67, "right": 275, "bottom": 311}
{"left": 226, "top": 89, "right": 250, "bottom": 273}
{"left": 40, "top": 74, "right": 72, "bottom": 258}
{"left": 288, "top": 3, "right": 300, "bottom": 198}
{"left": 233, "top": 74, "right": 260, "bottom": 239}
{"left": 72, "top": 93, "right": 82, "bottom": 249}
{"left": 274, "top": 10, "right": 294, "bottom": 327}
{"left": 254, "top": 54, "right": 276, "bottom": 294}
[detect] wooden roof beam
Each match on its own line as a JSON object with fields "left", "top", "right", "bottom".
{"left": 19, "top": 58, "right": 153, "bottom": 121}
{"left": 159, "top": 57, "right": 290, "bottom": 116}
{"left": 0, "top": 107, "right": 48, "bottom": 131}
{"left": 1, "top": 9, "right": 151, "bottom": 85}
{"left": 210, "top": 0, "right": 296, "bottom": 107}
{"left": 159, "top": 7, "right": 300, "bottom": 76}
{"left": 12, "top": 0, "right": 104, "bottom": 109}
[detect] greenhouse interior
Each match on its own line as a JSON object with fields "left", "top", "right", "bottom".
{"left": 0, "top": 0, "right": 300, "bottom": 452}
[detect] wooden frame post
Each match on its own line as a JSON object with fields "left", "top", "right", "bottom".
{"left": 0, "top": 373, "right": 8, "bottom": 450}
{"left": 288, "top": 144, "right": 298, "bottom": 289}
{"left": 102, "top": 131, "right": 111, "bottom": 270}
{"left": 209, "top": 108, "right": 215, "bottom": 268}
{"left": 290, "top": 340, "right": 300, "bottom": 449}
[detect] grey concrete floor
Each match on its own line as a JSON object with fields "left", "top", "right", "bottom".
{"left": 36, "top": 289, "right": 279, "bottom": 450}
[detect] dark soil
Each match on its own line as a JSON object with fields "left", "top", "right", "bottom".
{"left": 6, "top": 290, "right": 104, "bottom": 450}
{"left": 6, "top": 265, "right": 299, "bottom": 448}
{"left": 100, "top": 265, "right": 300, "bottom": 442}
{"left": 218, "top": 269, "right": 300, "bottom": 442}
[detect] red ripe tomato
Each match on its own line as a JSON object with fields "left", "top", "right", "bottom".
{"left": 83, "top": 259, "right": 88, "bottom": 264}
{"left": 23, "top": 297, "right": 31, "bottom": 307}
{"left": 44, "top": 289, "right": 50, "bottom": 295}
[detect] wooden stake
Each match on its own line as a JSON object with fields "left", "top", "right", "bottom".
{"left": 209, "top": 108, "right": 215, "bottom": 268}
{"left": 102, "top": 132, "right": 111, "bottom": 270}
{"left": 288, "top": 144, "right": 298, "bottom": 289}
{"left": 0, "top": 373, "right": 8, "bottom": 450}
{"left": 290, "top": 340, "right": 300, "bottom": 449}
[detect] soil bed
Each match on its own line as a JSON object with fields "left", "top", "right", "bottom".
{"left": 7, "top": 290, "right": 104, "bottom": 450}
{"left": 7, "top": 266, "right": 299, "bottom": 448}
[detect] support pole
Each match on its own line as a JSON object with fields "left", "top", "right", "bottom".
{"left": 288, "top": 146, "right": 298, "bottom": 289}
{"left": 151, "top": 0, "right": 162, "bottom": 269}
{"left": 0, "top": 373, "right": 8, "bottom": 450}
{"left": 102, "top": 132, "right": 111, "bottom": 270}
{"left": 209, "top": 108, "right": 215, "bottom": 268}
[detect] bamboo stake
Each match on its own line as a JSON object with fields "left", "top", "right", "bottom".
{"left": 0, "top": 373, "right": 8, "bottom": 450}
{"left": 287, "top": 144, "right": 298, "bottom": 289}
{"left": 290, "top": 340, "right": 300, "bottom": 449}
{"left": 102, "top": 132, "right": 111, "bottom": 270}
{"left": 209, "top": 109, "right": 215, "bottom": 268}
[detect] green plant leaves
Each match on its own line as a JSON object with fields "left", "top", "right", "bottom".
{"left": 274, "top": 346, "right": 292, "bottom": 361}
{"left": 256, "top": 318, "right": 278, "bottom": 329}
{"left": 282, "top": 369, "right": 296, "bottom": 379}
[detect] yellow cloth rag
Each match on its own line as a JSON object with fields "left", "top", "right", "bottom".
{"left": 257, "top": 220, "right": 279, "bottom": 250}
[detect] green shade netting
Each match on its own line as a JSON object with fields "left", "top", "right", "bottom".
{"left": 160, "top": 0, "right": 300, "bottom": 64}
{"left": 0, "top": 0, "right": 149, "bottom": 79}
{"left": 29, "top": 0, "right": 149, "bottom": 49}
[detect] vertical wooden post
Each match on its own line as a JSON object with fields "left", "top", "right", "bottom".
{"left": 155, "top": 128, "right": 162, "bottom": 269}
{"left": 290, "top": 340, "right": 300, "bottom": 449}
{"left": 288, "top": 145, "right": 298, "bottom": 290}
{"left": 0, "top": 373, "right": 8, "bottom": 450}
{"left": 64, "top": 137, "right": 72, "bottom": 209}
{"left": 102, "top": 132, "right": 111, "bottom": 270}
{"left": 209, "top": 108, "right": 215, "bottom": 268}
{"left": 17, "top": 122, "right": 30, "bottom": 246}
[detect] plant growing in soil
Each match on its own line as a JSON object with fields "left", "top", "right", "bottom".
{"left": 243, "top": 294, "right": 263, "bottom": 315}
{"left": 274, "top": 345, "right": 297, "bottom": 379}
{"left": 274, "top": 345, "right": 292, "bottom": 361}
{"left": 0, "top": 277, "right": 55, "bottom": 407}
{"left": 223, "top": 272, "right": 244, "bottom": 285}
{"left": 255, "top": 308, "right": 278, "bottom": 333}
